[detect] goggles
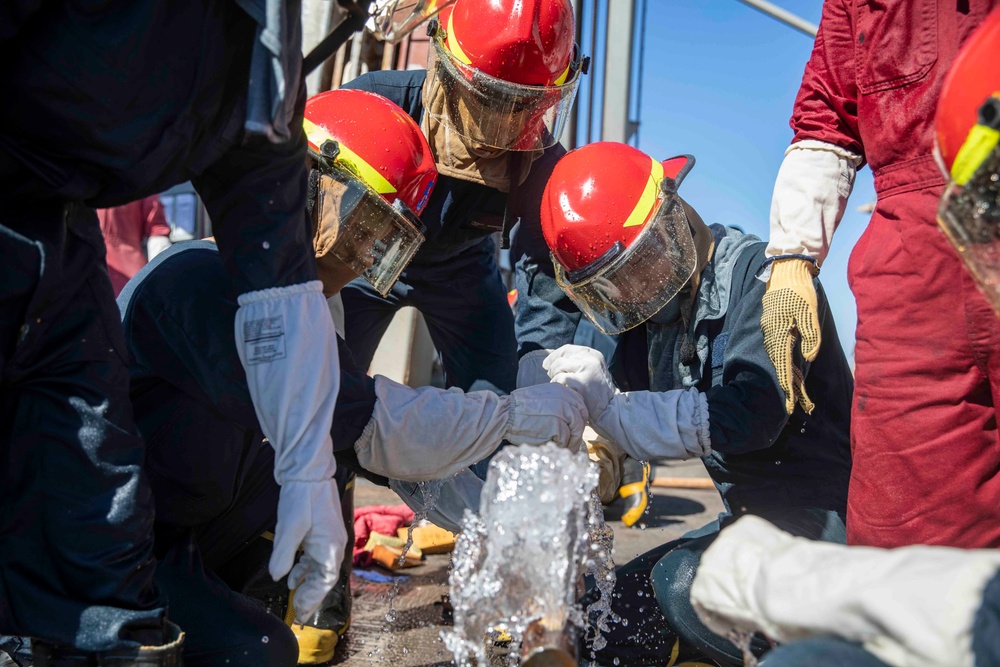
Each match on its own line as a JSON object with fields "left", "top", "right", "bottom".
{"left": 425, "top": 21, "right": 586, "bottom": 151}
{"left": 370, "top": 0, "right": 454, "bottom": 43}
{"left": 553, "top": 180, "right": 698, "bottom": 335}
{"left": 310, "top": 140, "right": 426, "bottom": 296}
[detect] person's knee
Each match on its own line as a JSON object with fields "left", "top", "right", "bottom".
{"left": 203, "top": 609, "right": 297, "bottom": 667}
{"left": 651, "top": 547, "right": 699, "bottom": 627}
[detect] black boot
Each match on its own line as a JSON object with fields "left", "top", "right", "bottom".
{"left": 31, "top": 623, "right": 184, "bottom": 667}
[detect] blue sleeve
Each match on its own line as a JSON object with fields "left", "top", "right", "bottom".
{"left": 510, "top": 143, "right": 583, "bottom": 358}
{"left": 339, "top": 70, "right": 427, "bottom": 122}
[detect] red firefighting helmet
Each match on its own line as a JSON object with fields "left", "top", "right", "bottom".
{"left": 541, "top": 142, "right": 699, "bottom": 334}
{"left": 370, "top": 0, "right": 455, "bottom": 43}
{"left": 935, "top": 6, "right": 1000, "bottom": 317}
{"left": 304, "top": 89, "right": 437, "bottom": 295}
{"left": 426, "top": 0, "right": 585, "bottom": 151}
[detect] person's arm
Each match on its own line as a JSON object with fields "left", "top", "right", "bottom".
{"left": 353, "top": 377, "right": 588, "bottom": 481}
{"left": 691, "top": 515, "right": 1000, "bottom": 667}
{"left": 543, "top": 345, "right": 711, "bottom": 462}
{"left": 192, "top": 83, "right": 347, "bottom": 625}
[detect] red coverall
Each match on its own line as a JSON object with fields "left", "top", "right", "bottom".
{"left": 793, "top": 0, "right": 1000, "bottom": 548}
{"left": 97, "top": 194, "right": 171, "bottom": 295}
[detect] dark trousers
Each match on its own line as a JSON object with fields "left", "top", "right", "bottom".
{"left": 340, "top": 239, "right": 517, "bottom": 395}
{"left": 584, "top": 507, "right": 846, "bottom": 666}
{"left": 0, "top": 200, "right": 166, "bottom": 650}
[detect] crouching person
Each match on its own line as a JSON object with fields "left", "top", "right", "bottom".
{"left": 537, "top": 142, "right": 854, "bottom": 666}
{"left": 116, "top": 90, "right": 587, "bottom": 667}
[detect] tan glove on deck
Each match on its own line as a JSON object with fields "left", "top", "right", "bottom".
{"left": 761, "top": 258, "right": 821, "bottom": 415}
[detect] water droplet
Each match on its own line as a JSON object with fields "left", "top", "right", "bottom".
{"left": 262, "top": 240, "right": 270, "bottom": 250}
{"left": 261, "top": 636, "right": 269, "bottom": 644}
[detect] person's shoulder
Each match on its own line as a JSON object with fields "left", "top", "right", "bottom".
{"left": 344, "top": 70, "right": 426, "bottom": 96}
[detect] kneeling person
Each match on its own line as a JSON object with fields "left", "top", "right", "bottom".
{"left": 538, "top": 142, "right": 854, "bottom": 666}
{"left": 118, "top": 90, "right": 587, "bottom": 667}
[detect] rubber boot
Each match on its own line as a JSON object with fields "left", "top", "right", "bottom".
{"left": 618, "top": 458, "right": 651, "bottom": 528}
{"left": 31, "top": 623, "right": 184, "bottom": 667}
{"left": 289, "top": 472, "right": 355, "bottom": 664}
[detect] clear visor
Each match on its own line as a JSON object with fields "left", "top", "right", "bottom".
{"left": 426, "top": 29, "right": 583, "bottom": 151}
{"left": 370, "top": 0, "right": 454, "bottom": 43}
{"left": 937, "top": 145, "right": 1000, "bottom": 317}
{"left": 553, "top": 196, "right": 697, "bottom": 335}
{"left": 313, "top": 164, "right": 425, "bottom": 296}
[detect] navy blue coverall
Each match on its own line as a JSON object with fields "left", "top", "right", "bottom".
{"left": 0, "top": 1, "right": 315, "bottom": 654}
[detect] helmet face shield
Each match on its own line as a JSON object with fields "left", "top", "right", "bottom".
{"left": 937, "top": 144, "right": 1000, "bottom": 315}
{"left": 370, "top": 0, "right": 454, "bottom": 43}
{"left": 313, "top": 163, "right": 425, "bottom": 296}
{"left": 426, "top": 29, "right": 582, "bottom": 151}
{"left": 553, "top": 195, "right": 698, "bottom": 335}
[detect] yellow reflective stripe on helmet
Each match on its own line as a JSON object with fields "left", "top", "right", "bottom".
{"left": 303, "top": 118, "right": 397, "bottom": 196}
{"left": 952, "top": 123, "right": 1000, "bottom": 186}
{"left": 445, "top": 10, "right": 472, "bottom": 65}
{"left": 553, "top": 62, "right": 572, "bottom": 86}
{"left": 623, "top": 157, "right": 665, "bottom": 228}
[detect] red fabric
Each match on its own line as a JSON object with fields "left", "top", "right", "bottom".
{"left": 97, "top": 195, "right": 171, "bottom": 295}
{"left": 794, "top": 0, "right": 1000, "bottom": 548}
{"left": 352, "top": 504, "right": 415, "bottom": 566}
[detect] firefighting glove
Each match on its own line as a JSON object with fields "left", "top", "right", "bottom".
{"left": 691, "top": 516, "right": 1000, "bottom": 667}
{"left": 354, "top": 377, "right": 588, "bottom": 482}
{"left": 761, "top": 258, "right": 820, "bottom": 415}
{"left": 544, "top": 345, "right": 711, "bottom": 461}
{"left": 235, "top": 280, "right": 348, "bottom": 624}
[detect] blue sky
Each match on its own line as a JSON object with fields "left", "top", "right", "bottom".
{"left": 629, "top": 1, "right": 874, "bottom": 363}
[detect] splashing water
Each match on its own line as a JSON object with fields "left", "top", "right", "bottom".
{"left": 442, "top": 444, "right": 615, "bottom": 666}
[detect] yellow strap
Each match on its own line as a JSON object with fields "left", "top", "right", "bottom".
{"left": 623, "top": 157, "right": 665, "bottom": 228}
{"left": 303, "top": 118, "right": 397, "bottom": 196}
{"left": 952, "top": 123, "right": 1000, "bottom": 186}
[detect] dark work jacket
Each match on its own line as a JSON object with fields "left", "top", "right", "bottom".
{"left": 0, "top": 1, "right": 315, "bottom": 295}
{"left": 611, "top": 227, "right": 853, "bottom": 515}
{"left": 341, "top": 70, "right": 576, "bottom": 356}
{"left": 119, "top": 242, "right": 381, "bottom": 487}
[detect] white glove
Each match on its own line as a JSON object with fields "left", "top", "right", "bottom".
{"left": 691, "top": 516, "right": 1000, "bottom": 667}
{"left": 516, "top": 349, "right": 554, "bottom": 388}
{"left": 354, "top": 376, "right": 588, "bottom": 481}
{"left": 234, "top": 280, "right": 347, "bottom": 623}
{"left": 765, "top": 140, "right": 862, "bottom": 266}
{"left": 145, "top": 234, "right": 172, "bottom": 260}
{"left": 544, "top": 344, "right": 710, "bottom": 461}
{"left": 542, "top": 345, "right": 616, "bottom": 419}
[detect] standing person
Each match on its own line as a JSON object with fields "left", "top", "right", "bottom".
{"left": 97, "top": 195, "right": 172, "bottom": 296}
{"left": 760, "top": 0, "right": 1000, "bottom": 549}
{"left": 0, "top": 2, "right": 437, "bottom": 663}
{"left": 689, "top": 16, "right": 1000, "bottom": 666}
{"left": 538, "top": 142, "right": 854, "bottom": 666}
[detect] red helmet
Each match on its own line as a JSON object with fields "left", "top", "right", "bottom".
{"left": 935, "top": 8, "right": 1000, "bottom": 318}
{"left": 426, "top": 0, "right": 584, "bottom": 151}
{"left": 442, "top": 0, "right": 575, "bottom": 86}
{"left": 541, "top": 142, "right": 699, "bottom": 334}
{"left": 304, "top": 89, "right": 437, "bottom": 295}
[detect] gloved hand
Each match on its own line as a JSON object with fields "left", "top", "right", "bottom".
{"left": 506, "top": 382, "right": 588, "bottom": 452}
{"left": 273, "top": 479, "right": 349, "bottom": 624}
{"left": 691, "top": 516, "right": 1000, "bottom": 667}
{"left": 234, "top": 280, "right": 347, "bottom": 622}
{"left": 761, "top": 258, "right": 820, "bottom": 415}
{"left": 542, "top": 345, "right": 617, "bottom": 420}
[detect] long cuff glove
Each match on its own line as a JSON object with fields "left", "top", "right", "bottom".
{"left": 234, "top": 280, "right": 348, "bottom": 624}
{"left": 516, "top": 349, "right": 554, "bottom": 388}
{"left": 543, "top": 345, "right": 710, "bottom": 461}
{"left": 691, "top": 516, "right": 1000, "bottom": 667}
{"left": 761, "top": 258, "right": 821, "bottom": 416}
{"left": 354, "top": 376, "right": 588, "bottom": 482}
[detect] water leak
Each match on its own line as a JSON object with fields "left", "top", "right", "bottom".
{"left": 442, "top": 444, "right": 615, "bottom": 666}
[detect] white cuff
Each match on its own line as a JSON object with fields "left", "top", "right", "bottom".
{"left": 766, "top": 140, "right": 861, "bottom": 266}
